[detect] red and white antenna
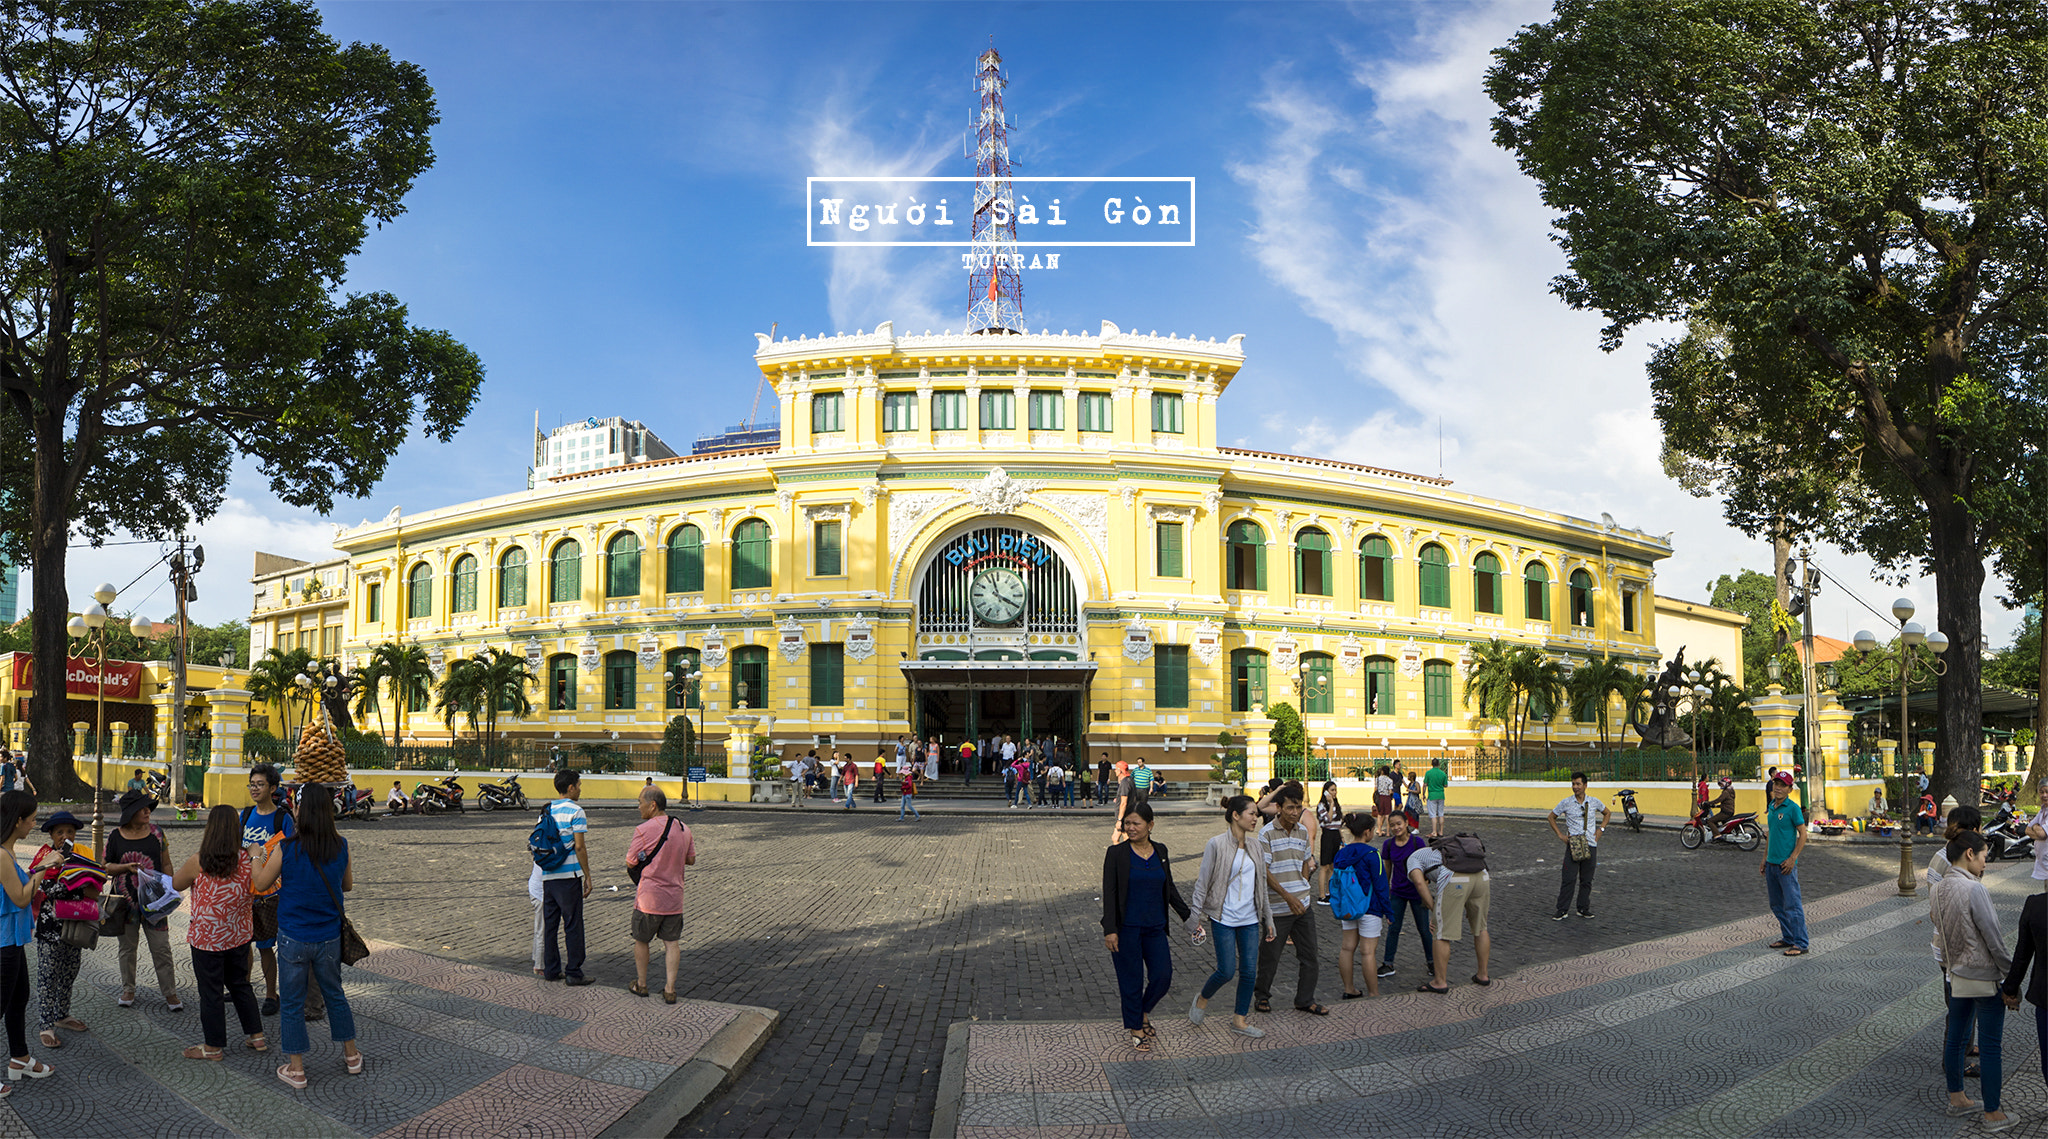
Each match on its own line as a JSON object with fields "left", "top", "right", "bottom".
{"left": 966, "top": 42, "right": 1023, "bottom": 335}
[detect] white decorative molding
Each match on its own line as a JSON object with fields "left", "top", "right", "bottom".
{"left": 775, "top": 489, "right": 795, "bottom": 510}
{"left": 1145, "top": 503, "right": 1197, "bottom": 523}
{"left": 1272, "top": 635, "right": 1299, "bottom": 676}
{"left": 1339, "top": 633, "right": 1364, "bottom": 675}
{"left": 1119, "top": 485, "right": 1138, "bottom": 508}
{"left": 637, "top": 632, "right": 661, "bottom": 672}
{"left": 844, "top": 614, "right": 876, "bottom": 662}
{"left": 428, "top": 644, "right": 446, "bottom": 679}
{"left": 859, "top": 481, "right": 886, "bottom": 507}
{"left": 523, "top": 637, "right": 543, "bottom": 673}
{"left": 701, "top": 627, "right": 728, "bottom": 669}
{"left": 956, "top": 467, "right": 1039, "bottom": 514}
{"left": 888, "top": 491, "right": 958, "bottom": 554}
{"left": 1201, "top": 489, "right": 1222, "bottom": 515}
{"left": 1192, "top": 618, "right": 1222, "bottom": 666}
{"left": 1122, "top": 617, "right": 1153, "bottom": 663}
{"left": 1398, "top": 639, "right": 1424, "bottom": 679}
{"left": 1035, "top": 492, "right": 1110, "bottom": 561}
{"left": 777, "top": 618, "right": 807, "bottom": 664}
{"left": 1275, "top": 511, "right": 1295, "bottom": 537}
{"left": 803, "top": 502, "right": 853, "bottom": 523}
{"left": 577, "top": 634, "right": 601, "bottom": 673}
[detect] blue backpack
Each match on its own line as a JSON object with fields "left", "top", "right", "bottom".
{"left": 529, "top": 807, "right": 569, "bottom": 871}
{"left": 1330, "top": 865, "right": 1371, "bottom": 921}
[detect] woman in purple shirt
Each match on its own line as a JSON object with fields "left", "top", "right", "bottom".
{"left": 1379, "top": 811, "right": 1429, "bottom": 979}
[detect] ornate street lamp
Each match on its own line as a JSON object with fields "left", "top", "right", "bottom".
{"left": 663, "top": 666, "right": 705, "bottom": 810}
{"left": 1854, "top": 597, "right": 1949, "bottom": 898}
{"left": 67, "top": 583, "right": 153, "bottom": 855}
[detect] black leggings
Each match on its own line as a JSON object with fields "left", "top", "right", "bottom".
{"left": 0, "top": 945, "right": 29, "bottom": 1059}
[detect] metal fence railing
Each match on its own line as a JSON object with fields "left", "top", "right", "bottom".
{"left": 1464, "top": 749, "right": 1764, "bottom": 784}
{"left": 236, "top": 734, "right": 729, "bottom": 778}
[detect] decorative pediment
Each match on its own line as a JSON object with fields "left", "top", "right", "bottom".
{"left": 777, "top": 618, "right": 807, "bottom": 664}
{"left": 1192, "top": 618, "right": 1222, "bottom": 666}
{"left": 1399, "top": 639, "right": 1425, "bottom": 679}
{"left": 1122, "top": 617, "right": 1153, "bottom": 663}
{"left": 1339, "top": 633, "right": 1364, "bottom": 675}
{"left": 956, "top": 468, "right": 1039, "bottom": 515}
{"left": 637, "top": 632, "right": 661, "bottom": 671}
{"left": 577, "top": 635, "right": 601, "bottom": 673}
{"left": 845, "top": 614, "right": 876, "bottom": 662}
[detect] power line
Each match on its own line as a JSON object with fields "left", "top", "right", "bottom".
{"left": 1812, "top": 562, "right": 1900, "bottom": 629}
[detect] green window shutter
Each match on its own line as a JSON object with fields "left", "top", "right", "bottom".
{"left": 1304, "top": 654, "right": 1333, "bottom": 714}
{"left": 452, "top": 557, "right": 477, "bottom": 613}
{"left": 1078, "top": 392, "right": 1112, "bottom": 432}
{"left": 1419, "top": 546, "right": 1449, "bottom": 609}
{"left": 733, "top": 520, "right": 771, "bottom": 589}
{"left": 814, "top": 521, "right": 842, "bottom": 576}
{"left": 1360, "top": 536, "right": 1392, "bottom": 602}
{"left": 732, "top": 647, "right": 768, "bottom": 709}
{"left": 1154, "top": 646, "right": 1189, "bottom": 708}
{"left": 605, "top": 651, "right": 635, "bottom": 710}
{"left": 606, "top": 533, "right": 640, "bottom": 598}
{"left": 663, "top": 648, "right": 702, "bottom": 709}
{"left": 979, "top": 390, "right": 1014, "bottom": 430}
{"left": 1151, "top": 393, "right": 1184, "bottom": 433}
{"left": 883, "top": 393, "right": 917, "bottom": 432}
{"left": 500, "top": 550, "right": 527, "bottom": 607}
{"left": 366, "top": 583, "right": 380, "bottom": 623}
{"left": 811, "top": 393, "right": 843, "bottom": 433}
{"left": 1029, "top": 391, "right": 1063, "bottom": 430}
{"left": 809, "top": 643, "right": 845, "bottom": 706}
{"left": 551, "top": 541, "right": 582, "bottom": 603}
{"left": 1365, "top": 657, "right": 1395, "bottom": 715}
{"left": 408, "top": 564, "right": 432, "bottom": 619}
{"left": 550, "top": 656, "right": 577, "bottom": 711}
{"left": 1156, "top": 522, "right": 1183, "bottom": 577}
{"left": 1525, "top": 565, "right": 1551, "bottom": 620}
{"left": 1424, "top": 661, "right": 1452, "bottom": 717}
{"left": 667, "top": 526, "right": 703, "bottom": 593}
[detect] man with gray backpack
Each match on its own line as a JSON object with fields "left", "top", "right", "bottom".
{"left": 1405, "top": 830, "right": 1492, "bottom": 994}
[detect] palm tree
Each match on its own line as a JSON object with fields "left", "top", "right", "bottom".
{"left": 246, "top": 647, "right": 317, "bottom": 743}
{"left": 359, "top": 642, "right": 432, "bottom": 751}
{"left": 1465, "top": 639, "right": 1535, "bottom": 761}
{"left": 436, "top": 647, "right": 536, "bottom": 762}
{"left": 1566, "top": 658, "right": 1646, "bottom": 752}
{"left": 1524, "top": 655, "right": 1569, "bottom": 762}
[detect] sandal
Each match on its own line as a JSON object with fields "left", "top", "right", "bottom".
{"left": 276, "top": 1064, "right": 307, "bottom": 1090}
{"left": 662, "top": 990, "right": 676, "bottom": 1004}
{"left": 7, "top": 1059, "right": 51, "bottom": 1080}
{"left": 116, "top": 991, "right": 135, "bottom": 1009}
{"left": 1296, "top": 1004, "right": 1330, "bottom": 1016}
{"left": 54, "top": 1019, "right": 85, "bottom": 1033}
{"left": 1782, "top": 948, "right": 1806, "bottom": 957}
{"left": 1130, "top": 1034, "right": 1151, "bottom": 1053}
{"left": 1253, "top": 998, "right": 1272, "bottom": 1013}
{"left": 246, "top": 1035, "right": 268, "bottom": 1053}
{"left": 345, "top": 1052, "right": 365, "bottom": 1076}
{"left": 1418, "top": 983, "right": 1450, "bottom": 995}
{"left": 1768, "top": 941, "right": 1791, "bottom": 949}
{"left": 1140, "top": 1021, "right": 1157, "bottom": 1039}
{"left": 1341, "top": 991, "right": 1365, "bottom": 999}
{"left": 36, "top": 1031, "right": 58, "bottom": 1050}
{"left": 628, "top": 982, "right": 649, "bottom": 998}
{"left": 182, "top": 1045, "right": 223, "bottom": 1062}
{"left": 1471, "top": 976, "right": 1493, "bottom": 987}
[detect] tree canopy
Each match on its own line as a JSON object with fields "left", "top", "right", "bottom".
{"left": 0, "top": 2, "right": 483, "bottom": 790}
{"left": 1488, "top": 0, "right": 2048, "bottom": 802}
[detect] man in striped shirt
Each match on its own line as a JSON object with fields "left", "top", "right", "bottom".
{"left": 1254, "top": 782, "right": 1327, "bottom": 1015}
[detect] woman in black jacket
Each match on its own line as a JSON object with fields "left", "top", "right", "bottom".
{"left": 1101, "top": 804, "right": 1191, "bottom": 1052}
{"left": 2002, "top": 888, "right": 2048, "bottom": 1099}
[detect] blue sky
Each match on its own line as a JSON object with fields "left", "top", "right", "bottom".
{"left": 37, "top": 1, "right": 2019, "bottom": 654}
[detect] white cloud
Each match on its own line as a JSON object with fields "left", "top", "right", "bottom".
{"left": 1230, "top": 4, "right": 2022, "bottom": 653}
{"left": 802, "top": 88, "right": 958, "bottom": 334}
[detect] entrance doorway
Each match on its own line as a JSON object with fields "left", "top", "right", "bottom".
{"left": 902, "top": 662, "right": 1093, "bottom": 775}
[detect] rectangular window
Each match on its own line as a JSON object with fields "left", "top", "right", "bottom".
{"left": 549, "top": 657, "right": 576, "bottom": 710}
{"left": 979, "top": 390, "right": 1014, "bottom": 430}
{"left": 1622, "top": 589, "right": 1638, "bottom": 633}
{"left": 931, "top": 390, "right": 968, "bottom": 431}
{"left": 1077, "top": 392, "right": 1113, "bottom": 432}
{"left": 810, "top": 392, "right": 844, "bottom": 433}
{"left": 1365, "top": 658, "right": 1395, "bottom": 716}
{"left": 1154, "top": 646, "right": 1190, "bottom": 709}
{"left": 809, "top": 643, "right": 844, "bottom": 707}
{"left": 882, "top": 392, "right": 919, "bottom": 432}
{"left": 366, "top": 583, "right": 381, "bottom": 623}
{"left": 322, "top": 626, "right": 340, "bottom": 656}
{"left": 1151, "top": 392, "right": 1185, "bottom": 433}
{"left": 813, "top": 520, "right": 842, "bottom": 576}
{"left": 1155, "top": 522, "right": 1184, "bottom": 578}
{"left": 1424, "top": 661, "right": 1453, "bottom": 717}
{"left": 1028, "top": 391, "right": 1064, "bottom": 430}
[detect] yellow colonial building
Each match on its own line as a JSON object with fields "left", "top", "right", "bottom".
{"left": 299, "top": 320, "right": 1677, "bottom": 781}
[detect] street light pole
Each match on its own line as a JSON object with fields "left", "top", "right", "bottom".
{"left": 1855, "top": 598, "right": 1949, "bottom": 898}
{"left": 67, "top": 584, "right": 153, "bottom": 856}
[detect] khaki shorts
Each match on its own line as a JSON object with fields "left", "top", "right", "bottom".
{"left": 1432, "top": 872, "right": 1490, "bottom": 942}
{"left": 632, "top": 908, "right": 684, "bottom": 943}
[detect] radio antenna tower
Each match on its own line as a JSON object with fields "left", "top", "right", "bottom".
{"left": 967, "top": 42, "right": 1023, "bottom": 335}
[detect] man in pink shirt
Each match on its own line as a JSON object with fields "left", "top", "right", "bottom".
{"left": 625, "top": 786, "right": 695, "bottom": 1002}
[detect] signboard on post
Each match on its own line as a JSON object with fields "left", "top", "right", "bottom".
{"left": 687, "top": 766, "right": 708, "bottom": 783}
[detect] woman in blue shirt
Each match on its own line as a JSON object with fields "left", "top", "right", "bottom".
{"left": 1099, "top": 803, "right": 1191, "bottom": 1052}
{"left": 251, "top": 785, "right": 361, "bottom": 1089}
{"left": 0, "top": 790, "right": 58, "bottom": 1092}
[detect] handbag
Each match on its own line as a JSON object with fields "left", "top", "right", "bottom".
{"left": 628, "top": 817, "right": 674, "bottom": 885}
{"left": 1568, "top": 801, "right": 1592, "bottom": 862}
{"left": 95, "top": 893, "right": 130, "bottom": 940}
{"left": 59, "top": 919, "right": 99, "bottom": 950}
{"left": 252, "top": 893, "right": 279, "bottom": 941}
{"left": 307, "top": 849, "right": 371, "bottom": 967}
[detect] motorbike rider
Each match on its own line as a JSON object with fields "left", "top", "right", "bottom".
{"left": 1705, "top": 776, "right": 1737, "bottom": 828}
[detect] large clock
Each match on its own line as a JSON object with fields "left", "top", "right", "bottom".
{"left": 968, "top": 567, "right": 1028, "bottom": 626}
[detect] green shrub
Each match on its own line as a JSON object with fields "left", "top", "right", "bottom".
{"left": 1730, "top": 747, "right": 1762, "bottom": 780}
{"left": 244, "top": 727, "right": 286, "bottom": 762}
{"left": 658, "top": 716, "right": 696, "bottom": 776}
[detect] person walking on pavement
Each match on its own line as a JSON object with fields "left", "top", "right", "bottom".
{"left": 1378, "top": 810, "right": 1429, "bottom": 979}
{"left": 1131, "top": 759, "right": 1155, "bottom": 811}
{"left": 1760, "top": 773, "right": 1809, "bottom": 956}
{"left": 1373, "top": 766, "right": 1394, "bottom": 837}
{"left": 840, "top": 754, "right": 860, "bottom": 811}
{"left": 1424, "top": 758, "right": 1449, "bottom": 838}
{"left": 897, "top": 765, "right": 922, "bottom": 821}
{"left": 1333, "top": 812, "right": 1391, "bottom": 999}
{"left": 925, "top": 736, "right": 940, "bottom": 781}
{"left": 1314, "top": 783, "right": 1344, "bottom": 904}
{"left": 872, "top": 753, "right": 888, "bottom": 804}
{"left": 252, "top": 784, "right": 362, "bottom": 1090}
{"left": 108, "top": 790, "right": 181, "bottom": 1011}
{"left": 960, "top": 738, "right": 976, "bottom": 786}
{"left": 1934, "top": 832, "right": 2013, "bottom": 1129}
{"left": 1098, "top": 755, "right": 1113, "bottom": 806}
{"left": 625, "top": 787, "right": 694, "bottom": 1003}
{"left": 1187, "top": 795, "right": 1275, "bottom": 1038}
{"left": 1254, "top": 783, "right": 1328, "bottom": 1018}
{"left": 1549, "top": 772, "right": 1609, "bottom": 920}
{"left": 1111, "top": 762, "right": 1137, "bottom": 843}
{"left": 1933, "top": 806, "right": 1986, "bottom": 1075}
{"left": 1101, "top": 804, "right": 1192, "bottom": 1053}
{"left": 539, "top": 770, "right": 593, "bottom": 986}
{"left": 1047, "top": 761, "right": 1065, "bottom": 810}
{"left": 172, "top": 805, "right": 266, "bottom": 1061}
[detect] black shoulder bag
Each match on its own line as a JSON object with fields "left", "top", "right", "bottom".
{"left": 629, "top": 817, "right": 675, "bottom": 885}
{"left": 305, "top": 845, "right": 370, "bottom": 966}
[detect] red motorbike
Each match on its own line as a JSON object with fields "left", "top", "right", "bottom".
{"left": 1681, "top": 805, "right": 1761, "bottom": 852}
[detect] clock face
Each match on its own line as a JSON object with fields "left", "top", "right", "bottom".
{"left": 968, "top": 567, "right": 1028, "bottom": 626}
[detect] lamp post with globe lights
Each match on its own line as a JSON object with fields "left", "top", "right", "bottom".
{"left": 66, "top": 583, "right": 154, "bottom": 855}
{"left": 1853, "top": 598, "right": 1948, "bottom": 898}
{"left": 1663, "top": 669, "right": 1712, "bottom": 790}
{"left": 664, "top": 665, "right": 704, "bottom": 808}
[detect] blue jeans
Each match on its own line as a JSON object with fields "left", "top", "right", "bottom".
{"left": 1111, "top": 924, "right": 1172, "bottom": 1031}
{"left": 1200, "top": 920, "right": 1261, "bottom": 1017}
{"left": 1947, "top": 992, "right": 2004, "bottom": 1111}
{"left": 899, "top": 794, "right": 920, "bottom": 819}
{"left": 277, "top": 933, "right": 357, "bottom": 1056}
{"left": 1764, "top": 863, "right": 1808, "bottom": 950}
{"left": 1005, "top": 778, "right": 1017, "bottom": 805}
{"left": 1065, "top": 783, "right": 1077, "bottom": 807}
{"left": 1382, "top": 894, "right": 1430, "bottom": 969}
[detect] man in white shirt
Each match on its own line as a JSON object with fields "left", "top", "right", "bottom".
{"left": 1002, "top": 736, "right": 1018, "bottom": 765}
{"left": 1548, "top": 772, "right": 1610, "bottom": 920}
{"left": 1254, "top": 784, "right": 1325, "bottom": 1015}
{"left": 1046, "top": 764, "right": 1065, "bottom": 809}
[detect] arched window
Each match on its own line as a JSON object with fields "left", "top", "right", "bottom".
{"left": 1418, "top": 544, "right": 1450, "bottom": 609}
{"left": 406, "top": 563, "right": 433, "bottom": 619}
{"left": 666, "top": 525, "right": 704, "bottom": 593}
{"left": 1423, "top": 660, "right": 1453, "bottom": 717}
{"left": 550, "top": 539, "right": 582, "bottom": 604}
{"left": 731, "top": 645, "right": 768, "bottom": 709}
{"left": 605, "top": 531, "right": 641, "bottom": 598}
{"left": 547, "top": 653, "right": 577, "bottom": 711}
{"left": 450, "top": 555, "right": 478, "bottom": 614}
{"left": 1359, "top": 535, "right": 1393, "bottom": 602}
{"left": 1294, "top": 528, "right": 1332, "bottom": 596}
{"left": 732, "top": 519, "right": 772, "bottom": 590}
{"left": 1301, "top": 651, "right": 1334, "bottom": 714}
{"left": 1570, "top": 568, "right": 1596, "bottom": 628}
{"left": 1524, "top": 562, "right": 1551, "bottom": 621}
{"left": 1472, "top": 552, "right": 1503, "bottom": 615}
{"left": 1364, "top": 656, "right": 1396, "bottom": 716}
{"left": 664, "top": 647, "right": 702, "bottom": 710}
{"left": 1230, "top": 648, "right": 1268, "bottom": 712}
{"left": 1226, "top": 521, "right": 1267, "bottom": 591}
{"left": 498, "top": 548, "right": 528, "bottom": 608}
{"left": 603, "top": 649, "right": 636, "bottom": 710}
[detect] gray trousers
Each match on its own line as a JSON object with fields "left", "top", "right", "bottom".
{"left": 1254, "top": 907, "right": 1321, "bottom": 1009}
{"left": 118, "top": 920, "right": 178, "bottom": 1001}
{"left": 1557, "top": 847, "right": 1598, "bottom": 915}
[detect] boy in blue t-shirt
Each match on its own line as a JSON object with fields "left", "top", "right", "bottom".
{"left": 540, "top": 770, "right": 592, "bottom": 985}
{"left": 242, "top": 763, "right": 296, "bottom": 1014}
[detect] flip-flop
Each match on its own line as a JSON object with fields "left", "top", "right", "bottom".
{"left": 1783, "top": 948, "right": 1806, "bottom": 957}
{"left": 247, "top": 1035, "right": 268, "bottom": 1053}
{"left": 1471, "top": 976, "right": 1493, "bottom": 986}
{"left": 1296, "top": 1004, "right": 1330, "bottom": 1016}
{"left": 182, "top": 1045, "right": 223, "bottom": 1062}
{"left": 628, "top": 982, "right": 648, "bottom": 998}
{"left": 1768, "top": 941, "right": 1791, "bottom": 949}
{"left": 36, "top": 1031, "right": 58, "bottom": 1050}
{"left": 1417, "top": 983, "right": 1450, "bottom": 995}
{"left": 1341, "top": 991, "right": 1365, "bottom": 999}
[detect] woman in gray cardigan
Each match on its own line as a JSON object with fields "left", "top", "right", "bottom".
{"left": 1932, "top": 832, "right": 2014, "bottom": 1130}
{"left": 1186, "top": 795, "right": 1277, "bottom": 1038}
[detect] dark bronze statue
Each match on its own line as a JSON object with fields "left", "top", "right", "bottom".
{"left": 1630, "top": 647, "right": 1693, "bottom": 749}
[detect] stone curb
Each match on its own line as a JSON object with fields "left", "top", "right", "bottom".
{"left": 597, "top": 1006, "right": 779, "bottom": 1139}
{"left": 930, "top": 1020, "right": 973, "bottom": 1139}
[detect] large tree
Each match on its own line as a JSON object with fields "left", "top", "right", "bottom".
{"left": 1487, "top": 0, "right": 2048, "bottom": 804}
{"left": 0, "top": 2, "right": 483, "bottom": 793}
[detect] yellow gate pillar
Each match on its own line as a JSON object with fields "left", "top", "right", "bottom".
{"left": 1243, "top": 706, "right": 1276, "bottom": 787}
{"left": 1817, "top": 696, "right": 1855, "bottom": 785}
{"left": 1878, "top": 739, "right": 1898, "bottom": 776}
{"left": 725, "top": 711, "right": 758, "bottom": 782}
{"left": 1918, "top": 740, "right": 1938, "bottom": 778}
{"left": 1748, "top": 686, "right": 1800, "bottom": 795}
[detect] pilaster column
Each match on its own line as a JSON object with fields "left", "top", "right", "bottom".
{"left": 726, "top": 710, "right": 758, "bottom": 781}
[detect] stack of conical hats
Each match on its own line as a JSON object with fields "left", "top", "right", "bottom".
{"left": 290, "top": 709, "right": 348, "bottom": 785}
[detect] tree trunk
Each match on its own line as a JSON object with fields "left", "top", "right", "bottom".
{"left": 26, "top": 405, "right": 91, "bottom": 800}
{"left": 2030, "top": 540, "right": 2048, "bottom": 799}
{"left": 1930, "top": 501, "right": 1987, "bottom": 807}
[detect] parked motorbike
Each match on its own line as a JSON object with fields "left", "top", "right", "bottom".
{"left": 142, "top": 770, "right": 171, "bottom": 802}
{"left": 476, "top": 774, "right": 526, "bottom": 812}
{"left": 1987, "top": 805, "right": 2037, "bottom": 863}
{"left": 1984, "top": 784, "right": 2018, "bottom": 811}
{"left": 1613, "top": 789, "right": 1644, "bottom": 833}
{"left": 412, "top": 774, "right": 466, "bottom": 814}
{"left": 1680, "top": 806, "right": 1761, "bottom": 852}
{"left": 283, "top": 780, "right": 373, "bottom": 821}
